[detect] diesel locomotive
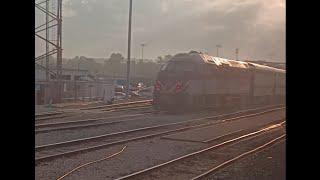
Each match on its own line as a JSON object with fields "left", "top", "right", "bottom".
{"left": 152, "top": 51, "right": 285, "bottom": 111}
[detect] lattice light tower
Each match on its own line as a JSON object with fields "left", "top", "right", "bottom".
{"left": 35, "top": 0, "right": 63, "bottom": 103}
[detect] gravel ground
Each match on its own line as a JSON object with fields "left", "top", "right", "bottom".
{"left": 36, "top": 111, "right": 284, "bottom": 162}
{"left": 206, "top": 137, "right": 286, "bottom": 180}
{"left": 35, "top": 115, "right": 150, "bottom": 135}
{"left": 35, "top": 136, "right": 208, "bottom": 180}
{"left": 50, "top": 97, "right": 150, "bottom": 110}
{"left": 35, "top": 103, "right": 272, "bottom": 125}
{"left": 120, "top": 126, "right": 285, "bottom": 180}
{"left": 163, "top": 110, "right": 285, "bottom": 142}
{"left": 35, "top": 109, "right": 285, "bottom": 180}
{"left": 35, "top": 110, "right": 228, "bottom": 158}
{"left": 36, "top": 111, "right": 285, "bottom": 166}
{"left": 35, "top": 110, "right": 215, "bottom": 146}
{"left": 35, "top": 108, "right": 284, "bottom": 148}
{"left": 35, "top": 106, "right": 154, "bottom": 125}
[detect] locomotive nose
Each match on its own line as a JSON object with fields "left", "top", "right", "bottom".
{"left": 154, "top": 80, "right": 162, "bottom": 92}
{"left": 175, "top": 81, "right": 183, "bottom": 93}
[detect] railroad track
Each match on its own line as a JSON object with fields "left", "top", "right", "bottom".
{"left": 35, "top": 112, "right": 153, "bottom": 134}
{"left": 35, "top": 105, "right": 285, "bottom": 164}
{"left": 35, "top": 104, "right": 282, "bottom": 134}
{"left": 35, "top": 111, "right": 64, "bottom": 117}
{"left": 100, "top": 103, "right": 152, "bottom": 112}
{"left": 35, "top": 100, "right": 153, "bottom": 123}
{"left": 114, "top": 121, "right": 286, "bottom": 180}
{"left": 80, "top": 100, "right": 152, "bottom": 111}
{"left": 35, "top": 111, "right": 67, "bottom": 121}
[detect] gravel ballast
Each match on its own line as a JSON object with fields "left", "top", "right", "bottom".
{"left": 36, "top": 109, "right": 285, "bottom": 180}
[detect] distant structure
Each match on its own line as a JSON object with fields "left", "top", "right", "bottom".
{"left": 35, "top": 0, "right": 63, "bottom": 103}
{"left": 216, "top": 44, "right": 222, "bottom": 57}
{"left": 35, "top": 64, "right": 115, "bottom": 105}
{"left": 235, "top": 48, "right": 239, "bottom": 60}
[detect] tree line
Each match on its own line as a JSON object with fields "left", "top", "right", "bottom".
{"left": 41, "top": 53, "right": 173, "bottom": 79}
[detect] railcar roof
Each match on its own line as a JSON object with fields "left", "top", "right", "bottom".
{"left": 170, "top": 52, "right": 285, "bottom": 73}
{"left": 247, "top": 62, "right": 285, "bottom": 73}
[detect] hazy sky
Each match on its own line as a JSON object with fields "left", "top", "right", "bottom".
{"left": 35, "top": 0, "right": 285, "bottom": 62}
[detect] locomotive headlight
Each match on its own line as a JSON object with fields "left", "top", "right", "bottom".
{"left": 175, "top": 81, "right": 183, "bottom": 93}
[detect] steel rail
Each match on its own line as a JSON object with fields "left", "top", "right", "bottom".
{"left": 35, "top": 114, "right": 152, "bottom": 134}
{"left": 35, "top": 113, "right": 149, "bottom": 128}
{"left": 191, "top": 134, "right": 286, "bottom": 180}
{"left": 35, "top": 106, "right": 284, "bottom": 163}
{"left": 35, "top": 101, "right": 152, "bottom": 122}
{"left": 36, "top": 106, "right": 284, "bottom": 150}
{"left": 114, "top": 122, "right": 285, "bottom": 180}
{"left": 80, "top": 100, "right": 152, "bottom": 110}
{"left": 101, "top": 103, "right": 152, "bottom": 112}
{"left": 35, "top": 111, "right": 64, "bottom": 117}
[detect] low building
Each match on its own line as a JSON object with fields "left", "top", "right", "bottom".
{"left": 35, "top": 63, "right": 111, "bottom": 104}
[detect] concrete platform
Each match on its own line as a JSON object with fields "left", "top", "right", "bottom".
{"left": 162, "top": 111, "right": 285, "bottom": 143}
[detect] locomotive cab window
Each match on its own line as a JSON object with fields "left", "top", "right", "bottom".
{"left": 160, "top": 62, "right": 175, "bottom": 71}
{"left": 160, "top": 61, "right": 196, "bottom": 73}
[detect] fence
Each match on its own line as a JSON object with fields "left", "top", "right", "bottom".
{"left": 35, "top": 80, "right": 115, "bottom": 105}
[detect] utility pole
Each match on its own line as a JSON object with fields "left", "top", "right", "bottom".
{"left": 126, "top": 0, "right": 133, "bottom": 99}
{"left": 236, "top": 48, "right": 239, "bottom": 60}
{"left": 216, "top": 44, "right": 222, "bottom": 57}
{"left": 74, "top": 61, "right": 81, "bottom": 102}
{"left": 141, "top": 43, "right": 146, "bottom": 61}
{"left": 74, "top": 76, "right": 77, "bottom": 102}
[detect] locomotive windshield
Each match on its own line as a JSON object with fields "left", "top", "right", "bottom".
{"left": 160, "top": 61, "right": 195, "bottom": 73}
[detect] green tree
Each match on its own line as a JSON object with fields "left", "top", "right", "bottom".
{"left": 104, "top": 53, "right": 125, "bottom": 76}
{"left": 109, "top": 53, "right": 124, "bottom": 63}
{"left": 156, "top": 54, "right": 172, "bottom": 64}
{"left": 156, "top": 56, "right": 164, "bottom": 64}
{"left": 164, "top": 54, "right": 173, "bottom": 61}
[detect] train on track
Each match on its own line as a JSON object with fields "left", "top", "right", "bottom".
{"left": 153, "top": 51, "right": 285, "bottom": 111}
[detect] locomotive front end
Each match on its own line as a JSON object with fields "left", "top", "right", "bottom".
{"left": 152, "top": 55, "right": 197, "bottom": 111}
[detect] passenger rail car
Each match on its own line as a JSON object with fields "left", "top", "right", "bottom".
{"left": 152, "top": 51, "right": 285, "bottom": 111}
